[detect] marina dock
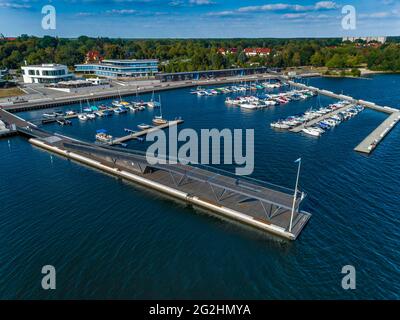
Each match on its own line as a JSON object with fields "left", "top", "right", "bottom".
{"left": 0, "top": 109, "right": 311, "bottom": 240}
{"left": 354, "top": 111, "right": 400, "bottom": 154}
{"left": 110, "top": 119, "right": 184, "bottom": 145}
{"left": 283, "top": 79, "right": 400, "bottom": 153}
{"left": 0, "top": 73, "right": 280, "bottom": 113}
{"left": 290, "top": 103, "right": 354, "bottom": 133}
{"left": 286, "top": 80, "right": 398, "bottom": 114}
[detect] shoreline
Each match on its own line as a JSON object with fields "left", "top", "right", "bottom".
{"left": 0, "top": 73, "right": 280, "bottom": 113}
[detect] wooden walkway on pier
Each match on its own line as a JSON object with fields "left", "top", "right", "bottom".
{"left": 110, "top": 119, "right": 184, "bottom": 145}
{"left": 0, "top": 108, "right": 36, "bottom": 128}
{"left": 354, "top": 111, "right": 400, "bottom": 154}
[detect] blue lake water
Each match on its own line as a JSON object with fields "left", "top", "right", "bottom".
{"left": 0, "top": 74, "right": 399, "bottom": 299}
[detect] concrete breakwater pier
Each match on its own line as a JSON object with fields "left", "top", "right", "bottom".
{"left": 354, "top": 111, "right": 400, "bottom": 154}
{"left": 285, "top": 79, "right": 400, "bottom": 154}
{"left": 0, "top": 109, "right": 311, "bottom": 240}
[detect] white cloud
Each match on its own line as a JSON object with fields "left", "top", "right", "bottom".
{"left": 170, "top": 0, "right": 215, "bottom": 6}
{"left": 76, "top": 12, "right": 96, "bottom": 17}
{"left": 381, "top": 0, "right": 395, "bottom": 5}
{"left": 106, "top": 9, "right": 138, "bottom": 15}
{"left": 281, "top": 12, "right": 331, "bottom": 21}
{"left": 0, "top": 2, "right": 31, "bottom": 9}
{"left": 237, "top": 4, "right": 311, "bottom": 13}
{"left": 189, "top": 0, "right": 215, "bottom": 5}
{"left": 208, "top": 1, "right": 339, "bottom": 17}
{"left": 314, "top": 1, "right": 338, "bottom": 10}
{"left": 359, "top": 9, "right": 400, "bottom": 19}
{"left": 282, "top": 13, "right": 307, "bottom": 19}
{"left": 169, "top": 0, "right": 184, "bottom": 6}
{"left": 207, "top": 10, "right": 237, "bottom": 16}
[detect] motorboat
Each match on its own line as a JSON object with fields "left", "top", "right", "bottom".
{"left": 302, "top": 127, "right": 321, "bottom": 137}
{"left": 65, "top": 110, "right": 76, "bottom": 116}
{"left": 102, "top": 109, "right": 113, "bottom": 117}
{"left": 78, "top": 114, "right": 88, "bottom": 121}
{"left": 240, "top": 103, "right": 258, "bottom": 110}
{"left": 95, "top": 129, "right": 113, "bottom": 143}
{"left": 114, "top": 107, "right": 128, "bottom": 114}
{"left": 56, "top": 119, "right": 72, "bottom": 126}
{"left": 86, "top": 113, "right": 96, "bottom": 120}
{"left": 138, "top": 123, "right": 151, "bottom": 130}
{"left": 43, "top": 112, "right": 59, "bottom": 118}
{"left": 270, "top": 122, "right": 290, "bottom": 129}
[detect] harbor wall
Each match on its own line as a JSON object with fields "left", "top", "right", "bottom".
{"left": 1, "top": 74, "right": 281, "bottom": 113}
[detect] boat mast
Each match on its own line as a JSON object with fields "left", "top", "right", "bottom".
{"left": 159, "top": 95, "right": 162, "bottom": 118}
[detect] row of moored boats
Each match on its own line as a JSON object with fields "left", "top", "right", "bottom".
{"left": 191, "top": 81, "right": 286, "bottom": 96}
{"left": 225, "top": 89, "right": 317, "bottom": 110}
{"left": 43, "top": 95, "right": 167, "bottom": 128}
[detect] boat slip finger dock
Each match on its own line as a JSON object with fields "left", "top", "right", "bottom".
{"left": 283, "top": 78, "right": 400, "bottom": 154}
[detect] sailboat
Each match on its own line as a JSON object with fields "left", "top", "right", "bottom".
{"left": 133, "top": 87, "right": 146, "bottom": 110}
{"left": 152, "top": 95, "right": 168, "bottom": 125}
{"left": 112, "top": 90, "right": 133, "bottom": 109}
{"left": 78, "top": 100, "right": 88, "bottom": 121}
{"left": 147, "top": 91, "right": 161, "bottom": 108}
{"left": 85, "top": 99, "right": 96, "bottom": 119}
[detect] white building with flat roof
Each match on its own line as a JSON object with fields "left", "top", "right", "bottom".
{"left": 21, "top": 64, "right": 74, "bottom": 84}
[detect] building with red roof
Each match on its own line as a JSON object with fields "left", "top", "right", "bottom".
{"left": 85, "top": 50, "right": 103, "bottom": 64}
{"left": 244, "top": 48, "right": 271, "bottom": 57}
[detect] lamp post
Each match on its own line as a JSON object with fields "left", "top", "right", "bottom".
{"left": 289, "top": 158, "right": 301, "bottom": 233}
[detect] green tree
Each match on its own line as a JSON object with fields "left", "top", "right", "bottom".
{"left": 310, "top": 51, "right": 324, "bottom": 66}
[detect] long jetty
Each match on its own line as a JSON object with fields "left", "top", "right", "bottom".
{"left": 287, "top": 80, "right": 398, "bottom": 114}
{"left": 354, "top": 111, "right": 400, "bottom": 154}
{"left": 284, "top": 79, "right": 400, "bottom": 154}
{"left": 0, "top": 109, "right": 311, "bottom": 241}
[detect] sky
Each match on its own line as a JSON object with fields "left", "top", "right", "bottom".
{"left": 1, "top": 0, "right": 400, "bottom": 38}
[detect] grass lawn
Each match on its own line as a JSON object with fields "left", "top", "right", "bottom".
{"left": 0, "top": 87, "right": 25, "bottom": 98}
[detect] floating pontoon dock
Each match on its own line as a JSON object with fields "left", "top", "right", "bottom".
{"left": 0, "top": 109, "right": 311, "bottom": 240}
{"left": 284, "top": 79, "right": 400, "bottom": 154}
{"left": 289, "top": 103, "right": 355, "bottom": 133}
{"left": 110, "top": 119, "right": 184, "bottom": 145}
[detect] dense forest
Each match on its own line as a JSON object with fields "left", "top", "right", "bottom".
{"left": 1, "top": 35, "right": 400, "bottom": 73}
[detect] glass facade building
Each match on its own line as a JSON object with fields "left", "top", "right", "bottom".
{"left": 21, "top": 64, "right": 74, "bottom": 84}
{"left": 75, "top": 59, "right": 159, "bottom": 78}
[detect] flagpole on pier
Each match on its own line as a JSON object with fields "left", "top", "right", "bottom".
{"left": 289, "top": 158, "right": 301, "bottom": 233}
